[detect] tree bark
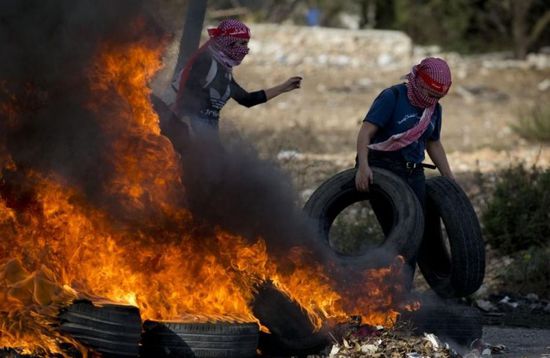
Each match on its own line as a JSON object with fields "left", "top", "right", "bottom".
{"left": 511, "top": 0, "right": 532, "bottom": 59}
{"left": 527, "top": 10, "right": 550, "bottom": 52}
{"left": 162, "top": 0, "right": 207, "bottom": 105}
{"left": 359, "top": 0, "right": 377, "bottom": 29}
{"left": 268, "top": 0, "right": 303, "bottom": 23}
{"left": 173, "top": 0, "right": 208, "bottom": 81}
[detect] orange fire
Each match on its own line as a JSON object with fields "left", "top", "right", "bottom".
{"left": 0, "top": 26, "right": 414, "bottom": 355}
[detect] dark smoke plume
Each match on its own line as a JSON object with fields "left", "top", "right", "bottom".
{"left": 0, "top": 0, "right": 163, "bottom": 200}
{"left": 180, "top": 133, "right": 328, "bottom": 264}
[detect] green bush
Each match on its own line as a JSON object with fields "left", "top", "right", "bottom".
{"left": 501, "top": 246, "right": 550, "bottom": 297}
{"left": 482, "top": 164, "right": 550, "bottom": 255}
{"left": 512, "top": 105, "right": 550, "bottom": 143}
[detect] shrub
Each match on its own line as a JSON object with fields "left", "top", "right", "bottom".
{"left": 482, "top": 164, "right": 550, "bottom": 255}
{"left": 500, "top": 246, "right": 550, "bottom": 298}
{"left": 512, "top": 104, "right": 550, "bottom": 143}
{"left": 329, "top": 201, "right": 385, "bottom": 256}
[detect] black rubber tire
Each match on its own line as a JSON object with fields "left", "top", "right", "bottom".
{"left": 251, "top": 281, "right": 328, "bottom": 356}
{"left": 303, "top": 167, "right": 424, "bottom": 268}
{"left": 140, "top": 321, "right": 259, "bottom": 358}
{"left": 58, "top": 300, "right": 142, "bottom": 357}
{"left": 417, "top": 176, "right": 486, "bottom": 298}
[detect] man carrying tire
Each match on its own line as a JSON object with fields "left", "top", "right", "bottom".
{"left": 354, "top": 57, "right": 455, "bottom": 285}
{"left": 355, "top": 57, "right": 455, "bottom": 208}
{"left": 351, "top": 58, "right": 486, "bottom": 297}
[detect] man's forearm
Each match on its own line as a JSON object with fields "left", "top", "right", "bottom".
{"left": 427, "top": 140, "right": 454, "bottom": 178}
{"left": 264, "top": 84, "right": 285, "bottom": 101}
{"left": 357, "top": 122, "right": 377, "bottom": 168}
{"left": 357, "top": 131, "right": 370, "bottom": 168}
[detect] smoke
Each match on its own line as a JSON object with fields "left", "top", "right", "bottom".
{"left": 0, "top": 0, "right": 164, "bottom": 200}
{"left": 179, "top": 133, "right": 330, "bottom": 266}
{"left": 401, "top": 292, "right": 483, "bottom": 352}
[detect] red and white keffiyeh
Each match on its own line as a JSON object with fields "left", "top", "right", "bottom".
{"left": 207, "top": 19, "right": 251, "bottom": 68}
{"left": 368, "top": 57, "right": 452, "bottom": 152}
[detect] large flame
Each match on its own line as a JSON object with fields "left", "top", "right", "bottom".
{"left": 0, "top": 25, "right": 414, "bottom": 355}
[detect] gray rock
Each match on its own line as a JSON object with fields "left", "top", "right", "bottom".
{"left": 476, "top": 299, "right": 498, "bottom": 312}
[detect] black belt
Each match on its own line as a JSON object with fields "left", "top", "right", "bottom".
{"left": 405, "top": 162, "right": 437, "bottom": 170}
{"left": 366, "top": 153, "right": 437, "bottom": 170}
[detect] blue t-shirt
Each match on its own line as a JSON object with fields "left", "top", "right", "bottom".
{"left": 364, "top": 83, "right": 442, "bottom": 163}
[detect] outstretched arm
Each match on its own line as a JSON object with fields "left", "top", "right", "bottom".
{"left": 426, "top": 139, "right": 455, "bottom": 180}
{"left": 264, "top": 76, "right": 302, "bottom": 100}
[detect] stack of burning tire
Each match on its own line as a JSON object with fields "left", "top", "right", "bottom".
{"left": 59, "top": 301, "right": 260, "bottom": 358}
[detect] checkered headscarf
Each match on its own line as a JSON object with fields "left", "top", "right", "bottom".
{"left": 368, "top": 58, "right": 452, "bottom": 152}
{"left": 207, "top": 19, "right": 251, "bottom": 68}
{"left": 406, "top": 57, "right": 452, "bottom": 108}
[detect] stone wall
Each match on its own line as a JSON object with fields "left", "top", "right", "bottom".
{"left": 247, "top": 24, "right": 413, "bottom": 69}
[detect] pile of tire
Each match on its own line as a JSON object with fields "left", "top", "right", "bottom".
{"left": 303, "top": 168, "right": 485, "bottom": 298}
{"left": 59, "top": 300, "right": 260, "bottom": 358}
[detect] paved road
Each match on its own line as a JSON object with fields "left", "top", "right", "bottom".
{"left": 483, "top": 326, "right": 550, "bottom": 357}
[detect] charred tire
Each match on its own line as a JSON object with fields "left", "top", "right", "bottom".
{"left": 303, "top": 168, "right": 424, "bottom": 267}
{"left": 418, "top": 176, "right": 485, "bottom": 298}
{"left": 58, "top": 300, "right": 142, "bottom": 357}
{"left": 252, "top": 281, "right": 328, "bottom": 356}
{"left": 140, "top": 321, "right": 259, "bottom": 358}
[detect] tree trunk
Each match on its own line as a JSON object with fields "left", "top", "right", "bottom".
{"left": 162, "top": 0, "right": 207, "bottom": 105}
{"left": 360, "top": 0, "right": 377, "bottom": 29}
{"left": 173, "top": 0, "right": 208, "bottom": 80}
{"left": 527, "top": 10, "right": 550, "bottom": 54}
{"left": 511, "top": 0, "right": 532, "bottom": 59}
{"left": 268, "top": 0, "right": 302, "bottom": 23}
{"left": 367, "top": 0, "right": 377, "bottom": 29}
